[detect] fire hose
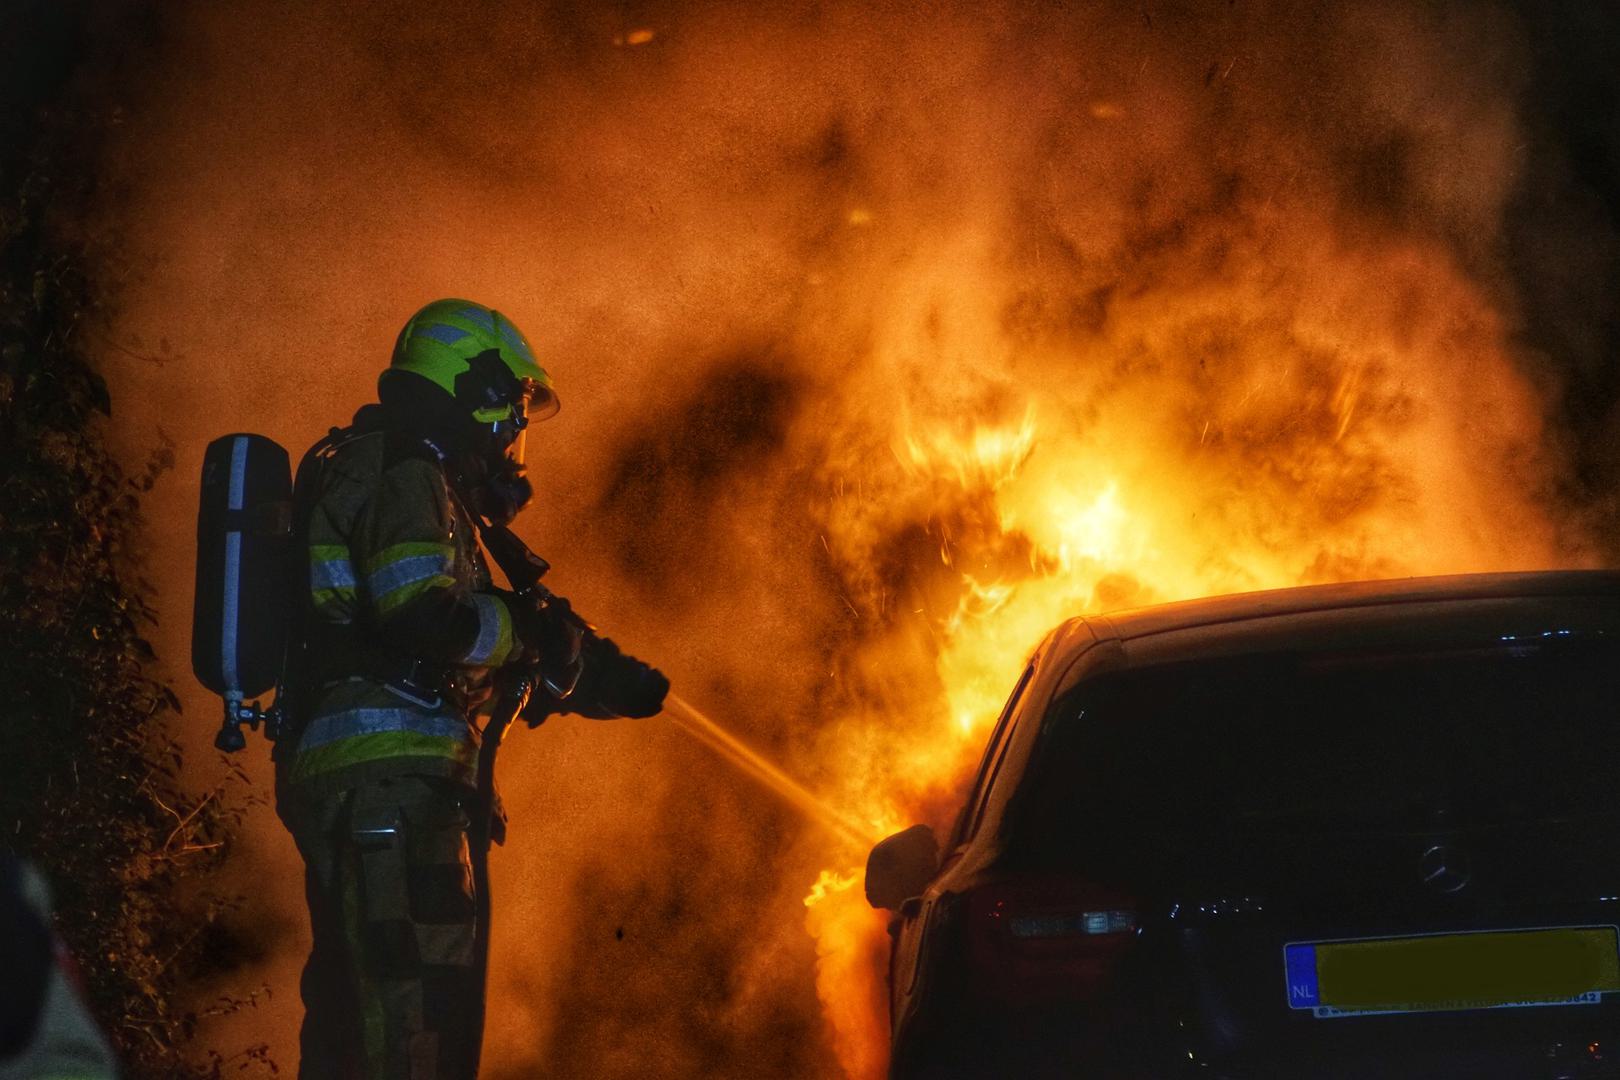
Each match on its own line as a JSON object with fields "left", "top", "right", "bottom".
{"left": 467, "top": 665, "right": 529, "bottom": 1079}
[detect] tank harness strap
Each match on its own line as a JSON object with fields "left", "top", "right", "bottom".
{"left": 297, "top": 423, "right": 465, "bottom": 719}
{"left": 280, "top": 418, "right": 457, "bottom": 754}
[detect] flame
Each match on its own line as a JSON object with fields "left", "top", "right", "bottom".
{"left": 803, "top": 869, "right": 889, "bottom": 1080}
{"left": 898, "top": 411, "right": 1036, "bottom": 491}
{"left": 94, "top": 3, "right": 1606, "bottom": 1073}
{"left": 806, "top": 412, "right": 1158, "bottom": 1079}
{"left": 796, "top": 225, "right": 1573, "bottom": 1076}
{"left": 803, "top": 868, "right": 861, "bottom": 908}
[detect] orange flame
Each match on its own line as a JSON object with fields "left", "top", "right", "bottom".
{"left": 94, "top": 4, "right": 1606, "bottom": 1073}
{"left": 797, "top": 231, "right": 1574, "bottom": 1075}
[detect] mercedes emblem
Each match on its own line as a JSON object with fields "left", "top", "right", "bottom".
{"left": 1419, "top": 844, "right": 1472, "bottom": 894}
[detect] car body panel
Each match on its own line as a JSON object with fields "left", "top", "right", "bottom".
{"left": 1089, "top": 570, "right": 1620, "bottom": 645}
{"left": 884, "top": 570, "right": 1620, "bottom": 1078}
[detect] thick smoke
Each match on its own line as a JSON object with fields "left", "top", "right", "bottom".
{"left": 93, "top": 2, "right": 1618, "bottom": 1076}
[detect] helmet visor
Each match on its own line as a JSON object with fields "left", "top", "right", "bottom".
{"left": 526, "top": 377, "right": 559, "bottom": 422}
{"left": 491, "top": 381, "right": 540, "bottom": 467}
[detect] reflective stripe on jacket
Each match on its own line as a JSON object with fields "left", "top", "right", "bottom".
{"left": 286, "top": 430, "right": 518, "bottom": 793}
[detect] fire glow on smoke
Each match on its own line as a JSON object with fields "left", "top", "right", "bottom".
{"left": 98, "top": 2, "right": 1607, "bottom": 1077}
{"left": 798, "top": 238, "right": 1573, "bottom": 1070}
{"left": 782, "top": 47, "right": 1581, "bottom": 1080}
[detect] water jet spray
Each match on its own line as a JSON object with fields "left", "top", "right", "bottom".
{"left": 662, "top": 692, "right": 877, "bottom": 852}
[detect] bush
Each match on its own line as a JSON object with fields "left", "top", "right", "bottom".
{"left": 0, "top": 5, "right": 259, "bottom": 1075}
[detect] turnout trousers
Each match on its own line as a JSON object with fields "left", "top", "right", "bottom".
{"left": 279, "top": 775, "right": 483, "bottom": 1080}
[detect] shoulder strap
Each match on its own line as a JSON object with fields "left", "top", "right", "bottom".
{"left": 381, "top": 428, "right": 443, "bottom": 471}
{"left": 273, "top": 414, "right": 388, "bottom": 753}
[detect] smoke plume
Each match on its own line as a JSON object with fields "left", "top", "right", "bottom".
{"left": 91, "top": 2, "right": 1619, "bottom": 1076}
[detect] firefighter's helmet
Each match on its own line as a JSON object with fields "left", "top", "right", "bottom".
{"left": 384, "top": 299, "right": 559, "bottom": 426}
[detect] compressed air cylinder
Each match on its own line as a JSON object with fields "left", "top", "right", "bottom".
{"left": 191, "top": 433, "right": 293, "bottom": 700}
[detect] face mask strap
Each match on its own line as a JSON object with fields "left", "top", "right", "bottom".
{"left": 510, "top": 424, "right": 529, "bottom": 469}
{"left": 503, "top": 380, "right": 538, "bottom": 466}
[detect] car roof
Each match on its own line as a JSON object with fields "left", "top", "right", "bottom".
{"left": 1060, "top": 570, "right": 1620, "bottom": 670}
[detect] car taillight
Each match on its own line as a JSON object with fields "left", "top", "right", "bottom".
{"left": 964, "top": 876, "right": 1139, "bottom": 1003}
{"left": 1007, "top": 909, "right": 1137, "bottom": 939}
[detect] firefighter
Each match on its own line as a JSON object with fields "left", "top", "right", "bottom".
{"left": 274, "top": 299, "right": 653, "bottom": 1079}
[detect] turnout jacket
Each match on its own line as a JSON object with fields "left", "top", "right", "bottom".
{"left": 283, "top": 428, "right": 522, "bottom": 796}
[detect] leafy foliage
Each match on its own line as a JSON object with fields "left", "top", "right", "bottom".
{"left": 0, "top": 10, "right": 260, "bottom": 1076}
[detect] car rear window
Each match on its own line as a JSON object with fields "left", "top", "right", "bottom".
{"left": 1013, "top": 638, "right": 1620, "bottom": 846}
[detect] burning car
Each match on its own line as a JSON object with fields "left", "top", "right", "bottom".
{"left": 866, "top": 570, "right": 1620, "bottom": 1078}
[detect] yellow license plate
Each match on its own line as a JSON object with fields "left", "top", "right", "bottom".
{"left": 1284, "top": 926, "right": 1620, "bottom": 1017}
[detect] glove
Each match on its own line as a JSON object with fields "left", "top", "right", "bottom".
{"left": 520, "top": 634, "right": 669, "bottom": 722}
{"left": 509, "top": 593, "right": 584, "bottom": 677}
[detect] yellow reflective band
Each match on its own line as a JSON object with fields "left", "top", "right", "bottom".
{"left": 309, "top": 544, "right": 359, "bottom": 620}
{"left": 464, "top": 593, "right": 515, "bottom": 667}
{"left": 364, "top": 542, "right": 455, "bottom": 615}
{"left": 311, "top": 587, "right": 356, "bottom": 616}
{"left": 309, "top": 544, "right": 358, "bottom": 591}
{"left": 287, "top": 730, "right": 478, "bottom": 782}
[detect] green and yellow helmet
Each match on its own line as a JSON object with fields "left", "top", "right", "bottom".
{"left": 384, "top": 298, "right": 560, "bottom": 425}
